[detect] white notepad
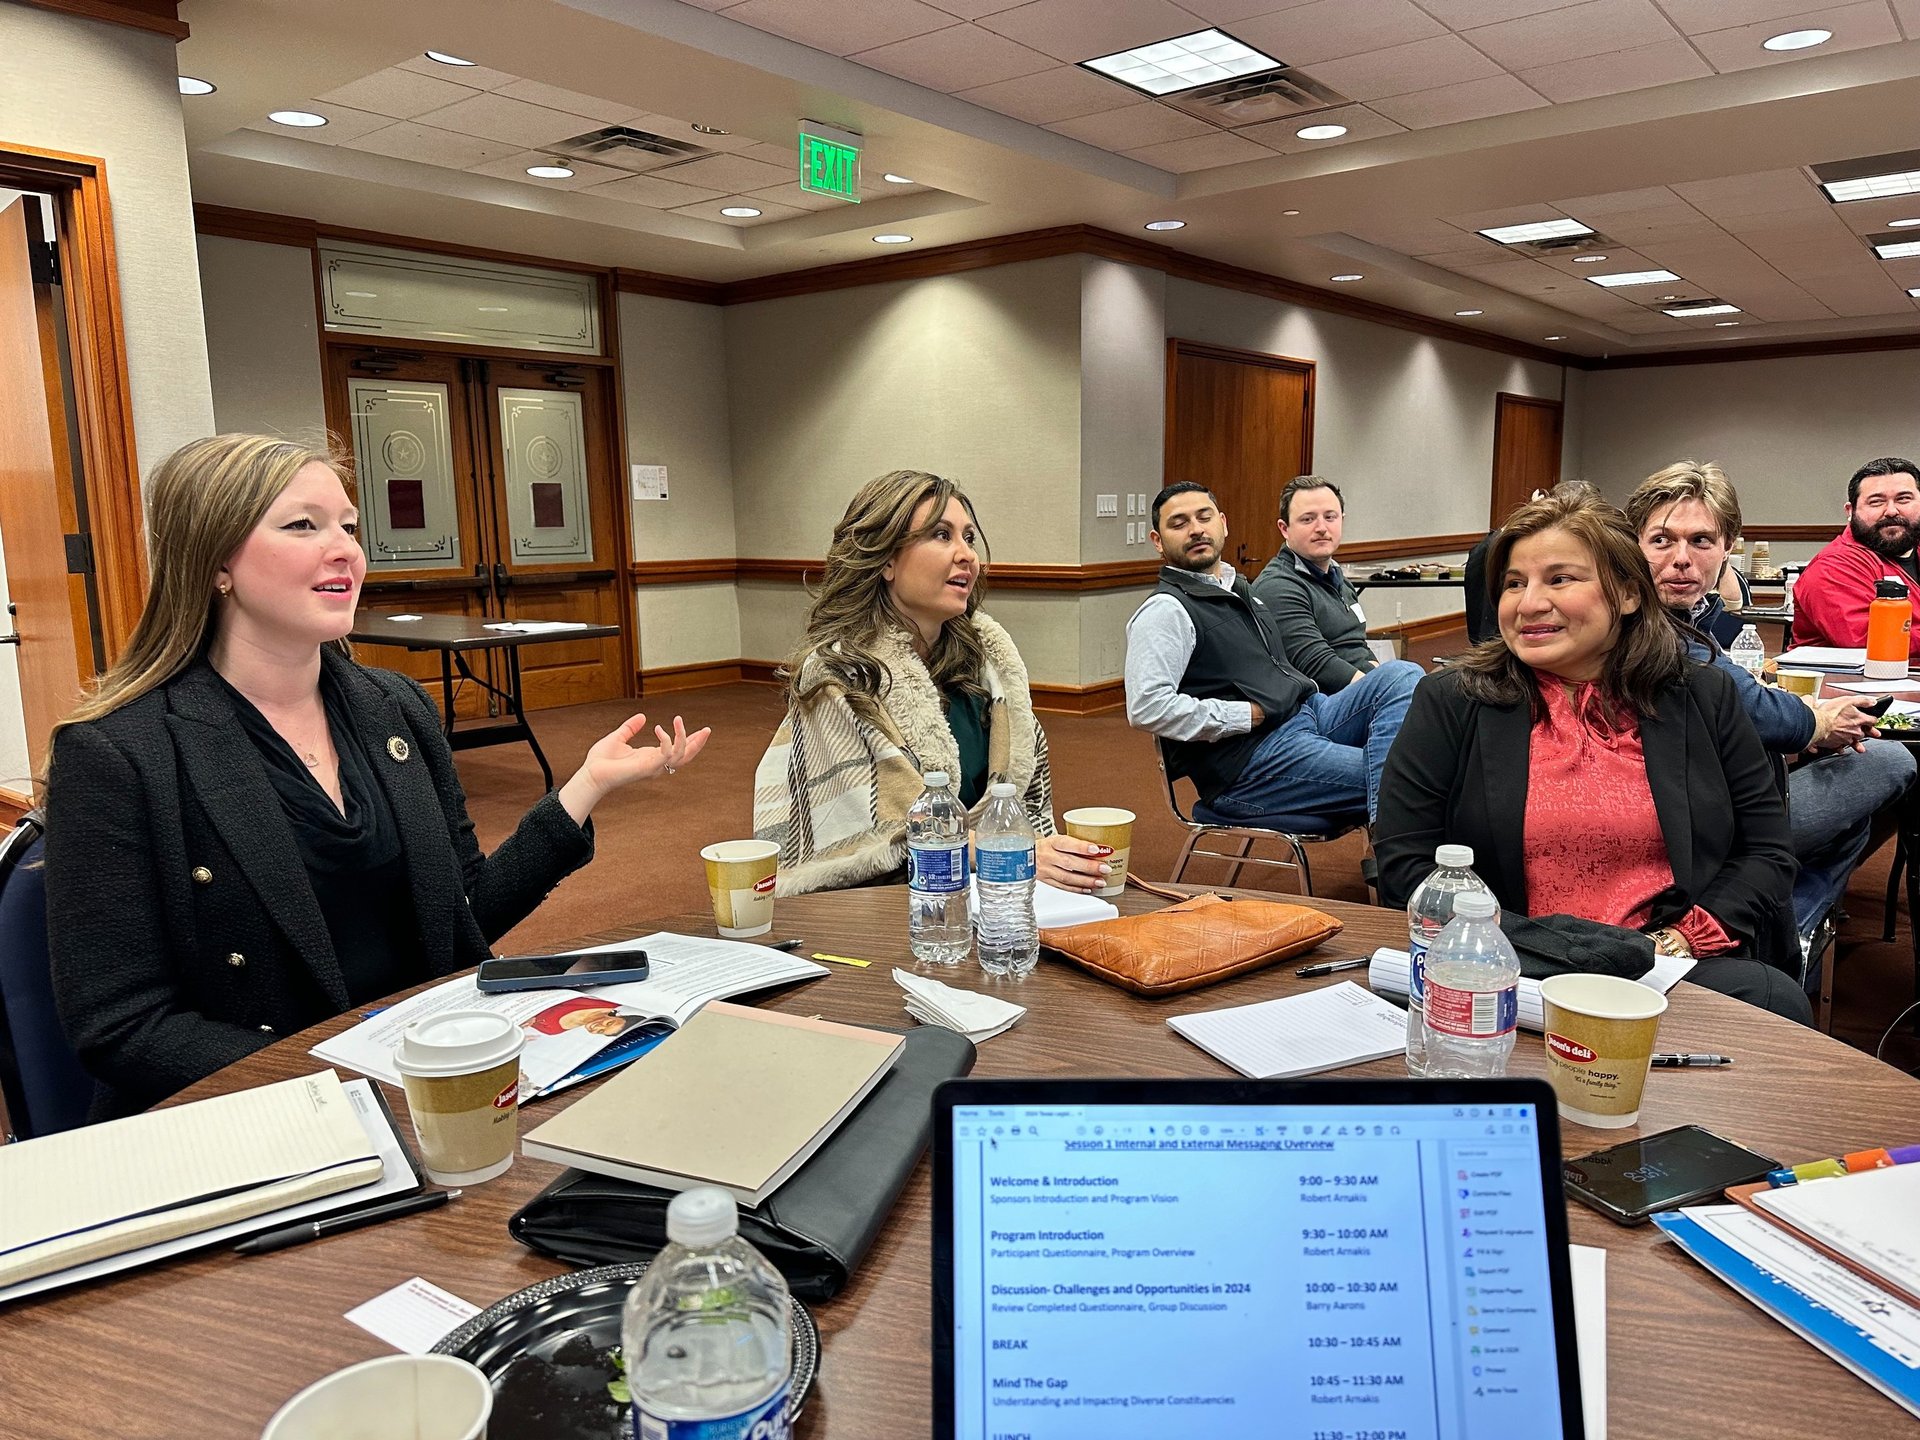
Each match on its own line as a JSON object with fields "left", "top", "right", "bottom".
{"left": 1756, "top": 1163, "right": 1920, "bottom": 1300}
{"left": 1167, "top": 981, "right": 1408, "bottom": 1078}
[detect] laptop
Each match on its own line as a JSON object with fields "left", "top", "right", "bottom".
{"left": 933, "top": 1077, "right": 1584, "bottom": 1440}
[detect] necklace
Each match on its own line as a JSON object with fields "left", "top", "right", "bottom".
{"left": 301, "top": 749, "right": 321, "bottom": 768}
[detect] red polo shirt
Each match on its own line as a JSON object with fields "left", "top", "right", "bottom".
{"left": 1792, "top": 526, "right": 1920, "bottom": 657}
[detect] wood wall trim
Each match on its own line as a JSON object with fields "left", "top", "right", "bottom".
{"left": 1370, "top": 610, "right": 1467, "bottom": 644}
{"left": 645, "top": 557, "right": 1166, "bottom": 592}
{"left": 1590, "top": 332, "right": 1920, "bottom": 370}
{"left": 193, "top": 204, "right": 317, "bottom": 249}
{"left": 638, "top": 659, "right": 1124, "bottom": 714}
{"left": 1029, "top": 679, "right": 1125, "bottom": 715}
{"left": 612, "top": 268, "right": 728, "bottom": 305}
{"left": 639, "top": 659, "right": 745, "bottom": 694}
{"left": 0, "top": 787, "right": 29, "bottom": 829}
{"left": 631, "top": 558, "right": 749, "bottom": 585}
{"left": 1743, "top": 524, "right": 1838, "bottom": 543}
{"left": 15, "top": 0, "right": 186, "bottom": 40}
{"left": 1341, "top": 532, "right": 1483, "bottom": 563}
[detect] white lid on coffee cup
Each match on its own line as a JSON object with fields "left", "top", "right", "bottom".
{"left": 393, "top": 1009, "right": 523, "bottom": 1078}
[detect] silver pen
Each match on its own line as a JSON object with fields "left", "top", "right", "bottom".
{"left": 1295, "top": 957, "right": 1370, "bottom": 977}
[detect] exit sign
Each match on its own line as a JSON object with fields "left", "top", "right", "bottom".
{"left": 798, "top": 122, "right": 861, "bottom": 203}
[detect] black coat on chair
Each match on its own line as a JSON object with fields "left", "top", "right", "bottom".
{"left": 43, "top": 650, "right": 592, "bottom": 1116}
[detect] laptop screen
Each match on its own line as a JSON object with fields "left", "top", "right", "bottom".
{"left": 935, "top": 1079, "right": 1580, "bottom": 1440}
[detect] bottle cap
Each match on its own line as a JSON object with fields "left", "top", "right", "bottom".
{"left": 1876, "top": 578, "right": 1909, "bottom": 600}
{"left": 1435, "top": 844, "right": 1474, "bottom": 868}
{"left": 923, "top": 771, "right": 950, "bottom": 787}
{"left": 666, "top": 1186, "right": 739, "bottom": 1247}
{"left": 989, "top": 781, "right": 1016, "bottom": 798}
{"left": 1452, "top": 891, "right": 1497, "bottom": 921}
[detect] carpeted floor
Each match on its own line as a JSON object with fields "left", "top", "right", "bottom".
{"left": 464, "top": 645, "right": 1920, "bottom": 1077}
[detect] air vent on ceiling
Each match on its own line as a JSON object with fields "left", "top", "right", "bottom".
{"left": 1522, "top": 232, "right": 1611, "bottom": 255}
{"left": 1160, "top": 69, "right": 1351, "bottom": 128}
{"left": 550, "top": 125, "right": 711, "bottom": 175}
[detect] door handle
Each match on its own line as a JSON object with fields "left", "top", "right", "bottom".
{"left": 492, "top": 563, "right": 511, "bottom": 597}
{"left": 0, "top": 603, "right": 18, "bottom": 646}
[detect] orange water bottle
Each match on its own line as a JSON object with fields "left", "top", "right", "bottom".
{"left": 1865, "top": 577, "right": 1911, "bottom": 678}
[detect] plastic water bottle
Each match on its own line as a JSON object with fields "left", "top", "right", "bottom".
{"left": 1421, "top": 892, "right": 1520, "bottom": 1079}
{"left": 1728, "top": 624, "right": 1766, "bottom": 677}
{"left": 1404, "top": 845, "right": 1496, "bottom": 1076}
{"left": 622, "top": 1187, "right": 793, "bottom": 1440}
{"left": 907, "top": 771, "right": 970, "bottom": 966}
{"left": 975, "top": 780, "right": 1038, "bottom": 978}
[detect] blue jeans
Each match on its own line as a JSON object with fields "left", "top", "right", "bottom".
{"left": 1788, "top": 739, "right": 1915, "bottom": 942}
{"left": 1210, "top": 660, "right": 1422, "bottom": 825}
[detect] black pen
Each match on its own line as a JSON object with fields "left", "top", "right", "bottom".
{"left": 770, "top": 938, "right": 805, "bottom": 952}
{"left": 1296, "top": 958, "right": 1370, "bottom": 977}
{"left": 234, "top": 1189, "right": 459, "bottom": 1255}
{"left": 1651, "top": 1053, "right": 1733, "bottom": 1067}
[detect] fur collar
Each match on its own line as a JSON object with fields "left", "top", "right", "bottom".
{"left": 870, "top": 613, "right": 1037, "bottom": 795}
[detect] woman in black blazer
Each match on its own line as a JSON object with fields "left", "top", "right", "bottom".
{"left": 1375, "top": 490, "right": 1807, "bottom": 1021}
{"left": 45, "top": 435, "right": 709, "bottom": 1115}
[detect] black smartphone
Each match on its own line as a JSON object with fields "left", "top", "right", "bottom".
{"left": 1563, "top": 1125, "right": 1777, "bottom": 1225}
{"left": 1859, "top": 694, "right": 1897, "bottom": 717}
{"left": 474, "top": 949, "right": 650, "bottom": 993}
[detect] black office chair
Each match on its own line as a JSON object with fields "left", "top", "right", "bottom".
{"left": 0, "top": 810, "right": 93, "bottom": 1140}
{"left": 1154, "top": 744, "right": 1366, "bottom": 895}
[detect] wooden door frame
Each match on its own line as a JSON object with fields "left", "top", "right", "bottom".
{"left": 0, "top": 145, "right": 147, "bottom": 662}
{"left": 1164, "top": 338, "right": 1318, "bottom": 484}
{"left": 1489, "top": 392, "right": 1563, "bottom": 528}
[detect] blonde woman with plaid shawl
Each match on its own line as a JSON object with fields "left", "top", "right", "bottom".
{"left": 752, "top": 471, "right": 1113, "bottom": 897}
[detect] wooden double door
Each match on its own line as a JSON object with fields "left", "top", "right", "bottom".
{"left": 327, "top": 348, "right": 627, "bottom": 716}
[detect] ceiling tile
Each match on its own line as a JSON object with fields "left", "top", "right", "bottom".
{"left": 494, "top": 79, "right": 635, "bottom": 124}
{"left": 1895, "top": 0, "right": 1920, "bottom": 39}
{"left": 465, "top": 152, "right": 633, "bottom": 189}
{"left": 1122, "top": 130, "right": 1275, "bottom": 172}
{"left": 1515, "top": 37, "right": 1713, "bottom": 101}
{"left": 1833, "top": 195, "right": 1920, "bottom": 233}
{"left": 954, "top": 64, "right": 1137, "bottom": 122}
{"left": 718, "top": 0, "right": 956, "bottom": 54}
{"left": 1175, "top": 0, "right": 1329, "bottom": 18}
{"left": 1413, "top": 0, "right": 1589, "bottom": 23}
{"left": 1304, "top": 33, "right": 1507, "bottom": 100}
{"left": 1689, "top": 1, "right": 1900, "bottom": 72}
{"left": 1671, "top": 168, "right": 1826, "bottom": 219}
{"left": 976, "top": 0, "right": 1222, "bottom": 65}
{"left": 1654, "top": 0, "right": 1843, "bottom": 32}
{"left": 1465, "top": 0, "right": 1683, "bottom": 70}
{"left": 244, "top": 103, "right": 394, "bottom": 147}
{"left": 1533, "top": 245, "right": 1655, "bottom": 272}
{"left": 738, "top": 140, "right": 801, "bottom": 165}
{"left": 395, "top": 55, "right": 520, "bottom": 90}
{"left": 413, "top": 93, "right": 603, "bottom": 147}
{"left": 926, "top": 0, "right": 1036, "bottom": 15}
{"left": 1346, "top": 217, "right": 1479, "bottom": 252}
{"left": 1237, "top": 103, "right": 1408, "bottom": 151}
{"left": 1046, "top": 102, "right": 1218, "bottom": 148}
{"left": 1369, "top": 73, "right": 1550, "bottom": 126}
{"left": 587, "top": 173, "right": 728, "bottom": 208}
{"left": 1229, "top": 0, "right": 1449, "bottom": 67}
{"left": 673, "top": 194, "right": 812, "bottom": 224}
{"left": 1547, "top": 184, "right": 1688, "bottom": 218}
{"left": 1445, "top": 201, "right": 1568, "bottom": 230}
{"left": 748, "top": 182, "right": 853, "bottom": 209}
{"left": 340, "top": 123, "right": 523, "bottom": 169}
{"left": 317, "top": 68, "right": 480, "bottom": 120}
{"left": 850, "top": 22, "right": 1056, "bottom": 88}
{"left": 653, "top": 153, "right": 796, "bottom": 191}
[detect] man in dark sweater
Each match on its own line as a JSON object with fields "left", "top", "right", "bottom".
{"left": 1251, "top": 475, "right": 1378, "bottom": 694}
{"left": 1124, "top": 482, "right": 1421, "bottom": 825}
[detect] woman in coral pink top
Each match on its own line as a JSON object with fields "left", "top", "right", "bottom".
{"left": 1375, "top": 489, "right": 1807, "bottom": 1021}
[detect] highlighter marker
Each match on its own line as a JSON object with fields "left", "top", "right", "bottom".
{"left": 1842, "top": 1148, "right": 1895, "bottom": 1173}
{"left": 1790, "top": 1158, "right": 1849, "bottom": 1183}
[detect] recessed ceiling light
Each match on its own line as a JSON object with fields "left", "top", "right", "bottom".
{"left": 1658, "top": 294, "right": 1682, "bottom": 301}
{"left": 343, "top": 291, "right": 378, "bottom": 299}
{"left": 1571, "top": 254, "right": 1608, "bottom": 263}
{"left": 1296, "top": 123, "right": 1347, "bottom": 141}
{"left": 720, "top": 206, "right": 762, "bottom": 218}
{"left": 1479, "top": 218, "right": 1594, "bottom": 245}
{"left": 477, "top": 305, "right": 510, "bottom": 312}
{"left": 1873, "top": 238, "right": 1920, "bottom": 259}
{"left": 178, "top": 76, "right": 215, "bottom": 96}
{"left": 1820, "top": 169, "right": 1920, "bottom": 203}
{"left": 268, "top": 110, "right": 328, "bottom": 128}
{"left": 525, "top": 163, "right": 574, "bottom": 179}
{"left": 1330, "top": 273, "right": 1363, "bottom": 282}
{"left": 1545, "top": 335, "right": 1567, "bottom": 340}
{"left": 1144, "top": 219, "right": 1185, "bottom": 231}
{"left": 1715, "top": 321, "right": 1741, "bottom": 327}
{"left": 1664, "top": 302, "right": 1741, "bottom": 317}
{"left": 1890, "top": 218, "right": 1920, "bottom": 228}
{"left": 1282, "top": 208, "right": 1301, "bottom": 216}
{"left": 691, "top": 123, "right": 729, "bottom": 135}
{"left": 1081, "top": 28, "right": 1282, "bottom": 97}
{"left": 425, "top": 51, "right": 476, "bottom": 66}
{"left": 1588, "top": 269, "right": 1682, "bottom": 287}
{"left": 873, "top": 234, "right": 913, "bottom": 244}
{"left": 1454, "top": 309, "right": 1483, "bottom": 316}
{"left": 1762, "top": 28, "right": 1831, "bottom": 51}
{"left": 883, "top": 173, "right": 915, "bottom": 185}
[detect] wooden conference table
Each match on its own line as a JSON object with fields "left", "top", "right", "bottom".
{"left": 9, "top": 887, "right": 1920, "bottom": 1439}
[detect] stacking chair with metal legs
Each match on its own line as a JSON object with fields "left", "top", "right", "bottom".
{"left": 1154, "top": 744, "right": 1367, "bottom": 895}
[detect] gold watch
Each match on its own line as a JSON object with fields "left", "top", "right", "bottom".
{"left": 1651, "top": 927, "right": 1693, "bottom": 958}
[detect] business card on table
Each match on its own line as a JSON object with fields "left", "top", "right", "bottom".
{"left": 345, "top": 1276, "right": 479, "bottom": 1354}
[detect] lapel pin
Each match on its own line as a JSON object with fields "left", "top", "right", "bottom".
{"left": 387, "top": 736, "right": 411, "bottom": 762}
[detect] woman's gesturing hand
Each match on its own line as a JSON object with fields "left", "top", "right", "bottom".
{"left": 560, "top": 714, "right": 713, "bottom": 823}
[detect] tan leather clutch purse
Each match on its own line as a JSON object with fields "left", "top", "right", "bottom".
{"left": 1038, "top": 893, "right": 1344, "bottom": 996}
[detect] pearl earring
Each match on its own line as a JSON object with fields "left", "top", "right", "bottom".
{"left": 217, "top": 582, "right": 232, "bottom": 598}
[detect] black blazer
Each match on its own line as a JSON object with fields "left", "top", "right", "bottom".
{"left": 1375, "top": 664, "right": 1798, "bottom": 974}
{"left": 44, "top": 651, "right": 593, "bottom": 1116}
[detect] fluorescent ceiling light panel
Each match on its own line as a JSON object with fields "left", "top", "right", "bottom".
{"left": 1587, "top": 269, "right": 1681, "bottom": 287}
{"left": 1478, "top": 218, "right": 1594, "bottom": 244}
{"left": 1663, "top": 303, "right": 1740, "bottom": 317}
{"left": 1822, "top": 170, "right": 1920, "bottom": 202}
{"left": 1873, "top": 238, "right": 1920, "bottom": 259}
{"left": 1082, "top": 29, "right": 1282, "bottom": 97}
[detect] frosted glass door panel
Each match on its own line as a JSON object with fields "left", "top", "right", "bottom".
{"left": 498, "top": 388, "right": 593, "bottom": 565}
{"left": 349, "top": 379, "right": 462, "bottom": 572}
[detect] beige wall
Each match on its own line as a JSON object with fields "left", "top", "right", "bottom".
{"left": 0, "top": 6, "right": 213, "bottom": 473}
{"left": 1577, "top": 350, "right": 1919, "bottom": 538}
{"left": 197, "top": 234, "right": 327, "bottom": 440}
